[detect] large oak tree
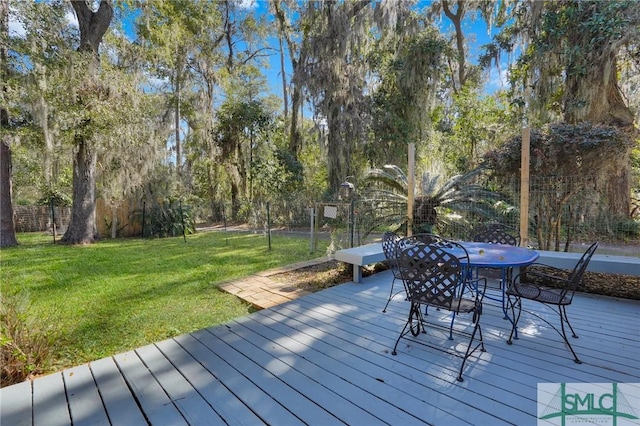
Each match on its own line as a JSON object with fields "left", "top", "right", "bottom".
{"left": 0, "top": 0, "right": 17, "bottom": 247}
{"left": 60, "top": 0, "right": 113, "bottom": 244}
{"left": 482, "top": 0, "right": 639, "bottom": 218}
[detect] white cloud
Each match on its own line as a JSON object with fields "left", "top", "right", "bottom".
{"left": 9, "top": 4, "right": 77, "bottom": 38}
{"left": 8, "top": 19, "right": 25, "bottom": 38}
{"left": 66, "top": 9, "right": 78, "bottom": 30}
{"left": 8, "top": 6, "right": 26, "bottom": 37}
{"left": 486, "top": 64, "right": 509, "bottom": 93}
{"left": 237, "top": 0, "right": 258, "bottom": 10}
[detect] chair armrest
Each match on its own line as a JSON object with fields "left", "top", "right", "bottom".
{"left": 464, "top": 276, "right": 487, "bottom": 302}
{"left": 514, "top": 267, "right": 571, "bottom": 290}
{"left": 524, "top": 262, "right": 569, "bottom": 275}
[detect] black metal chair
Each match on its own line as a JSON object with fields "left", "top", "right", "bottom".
{"left": 392, "top": 241, "right": 486, "bottom": 382}
{"left": 505, "top": 241, "right": 599, "bottom": 363}
{"left": 382, "top": 231, "right": 403, "bottom": 313}
{"left": 471, "top": 223, "right": 520, "bottom": 315}
{"left": 472, "top": 223, "right": 520, "bottom": 246}
{"left": 382, "top": 232, "right": 443, "bottom": 312}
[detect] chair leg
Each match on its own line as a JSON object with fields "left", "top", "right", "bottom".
{"left": 506, "top": 298, "right": 582, "bottom": 364}
{"left": 457, "top": 316, "right": 485, "bottom": 382}
{"left": 506, "top": 294, "right": 522, "bottom": 344}
{"left": 422, "top": 305, "right": 454, "bottom": 339}
{"left": 382, "top": 278, "right": 397, "bottom": 312}
{"left": 417, "top": 306, "right": 427, "bottom": 334}
{"left": 561, "top": 305, "right": 579, "bottom": 338}
{"left": 448, "top": 313, "right": 455, "bottom": 340}
{"left": 392, "top": 302, "right": 422, "bottom": 355}
{"left": 409, "top": 303, "right": 423, "bottom": 337}
{"left": 559, "top": 307, "right": 582, "bottom": 364}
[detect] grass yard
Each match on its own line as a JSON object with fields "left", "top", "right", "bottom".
{"left": 1, "top": 231, "right": 329, "bottom": 376}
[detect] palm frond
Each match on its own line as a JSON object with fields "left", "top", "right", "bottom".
{"left": 358, "top": 164, "right": 510, "bottom": 240}
{"left": 364, "top": 165, "right": 408, "bottom": 193}
{"left": 419, "top": 172, "right": 440, "bottom": 197}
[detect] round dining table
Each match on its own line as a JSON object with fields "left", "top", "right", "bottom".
{"left": 455, "top": 241, "right": 540, "bottom": 318}
{"left": 458, "top": 241, "right": 539, "bottom": 268}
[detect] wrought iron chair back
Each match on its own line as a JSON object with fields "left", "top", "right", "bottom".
{"left": 567, "top": 241, "right": 599, "bottom": 287}
{"left": 382, "top": 231, "right": 401, "bottom": 279}
{"left": 397, "top": 242, "right": 467, "bottom": 312}
{"left": 381, "top": 231, "right": 403, "bottom": 312}
{"left": 472, "top": 223, "right": 519, "bottom": 246}
{"left": 558, "top": 240, "right": 600, "bottom": 304}
{"left": 506, "top": 241, "right": 599, "bottom": 363}
{"left": 392, "top": 240, "right": 486, "bottom": 381}
{"left": 400, "top": 233, "right": 444, "bottom": 247}
{"left": 382, "top": 231, "right": 442, "bottom": 312}
{"left": 381, "top": 232, "right": 445, "bottom": 312}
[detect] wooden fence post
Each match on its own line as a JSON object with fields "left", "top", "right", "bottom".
{"left": 520, "top": 127, "right": 531, "bottom": 247}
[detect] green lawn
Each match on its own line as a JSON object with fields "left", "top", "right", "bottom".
{"left": 1, "top": 231, "right": 329, "bottom": 374}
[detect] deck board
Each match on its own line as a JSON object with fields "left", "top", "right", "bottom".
{"left": 63, "top": 364, "right": 110, "bottom": 426}
{"left": 90, "top": 357, "right": 147, "bottom": 426}
{"left": 134, "top": 343, "right": 223, "bottom": 426}
{"left": 113, "top": 350, "right": 187, "bottom": 425}
{"left": 174, "top": 332, "right": 301, "bottom": 425}
{"left": 205, "top": 324, "right": 388, "bottom": 425}
{"left": 194, "top": 328, "right": 342, "bottom": 425}
{"left": 32, "top": 372, "right": 70, "bottom": 426}
{"left": 154, "top": 338, "right": 263, "bottom": 426}
{"left": 1, "top": 269, "right": 639, "bottom": 426}
{"left": 1, "top": 379, "right": 32, "bottom": 426}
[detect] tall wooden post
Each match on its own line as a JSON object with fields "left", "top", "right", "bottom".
{"left": 519, "top": 128, "right": 531, "bottom": 247}
{"left": 407, "top": 143, "right": 415, "bottom": 236}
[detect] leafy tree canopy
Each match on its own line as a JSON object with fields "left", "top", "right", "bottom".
{"left": 482, "top": 122, "right": 633, "bottom": 177}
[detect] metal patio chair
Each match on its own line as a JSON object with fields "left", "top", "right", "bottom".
{"left": 505, "top": 241, "right": 599, "bottom": 363}
{"left": 382, "top": 232, "right": 443, "bottom": 312}
{"left": 391, "top": 241, "right": 486, "bottom": 382}
{"left": 382, "top": 231, "right": 403, "bottom": 313}
{"left": 472, "top": 223, "right": 520, "bottom": 246}
{"left": 471, "top": 223, "right": 520, "bottom": 311}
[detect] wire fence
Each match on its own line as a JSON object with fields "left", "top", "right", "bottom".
{"left": 19, "top": 175, "right": 637, "bottom": 256}
{"left": 239, "top": 174, "right": 639, "bottom": 256}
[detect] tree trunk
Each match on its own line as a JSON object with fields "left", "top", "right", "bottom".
{"left": 278, "top": 36, "right": 288, "bottom": 120}
{"left": 174, "top": 62, "right": 182, "bottom": 179}
{"left": 565, "top": 56, "right": 634, "bottom": 127}
{"left": 561, "top": 12, "right": 635, "bottom": 219}
{"left": 62, "top": 138, "right": 98, "bottom": 243}
{"left": 61, "top": 0, "right": 112, "bottom": 244}
{"left": 0, "top": 141, "right": 17, "bottom": 247}
{"left": 0, "top": 0, "right": 17, "bottom": 247}
{"left": 229, "top": 179, "right": 240, "bottom": 221}
{"left": 327, "top": 106, "right": 347, "bottom": 195}
{"left": 289, "top": 83, "right": 302, "bottom": 159}
{"left": 442, "top": 0, "right": 467, "bottom": 93}
{"left": 564, "top": 56, "right": 634, "bottom": 218}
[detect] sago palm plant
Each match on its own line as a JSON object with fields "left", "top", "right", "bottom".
{"left": 358, "top": 165, "right": 508, "bottom": 239}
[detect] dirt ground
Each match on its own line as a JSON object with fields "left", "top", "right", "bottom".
{"left": 271, "top": 260, "right": 640, "bottom": 301}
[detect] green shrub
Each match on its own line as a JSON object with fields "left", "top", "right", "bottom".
{"left": 1, "top": 291, "right": 58, "bottom": 386}
{"left": 143, "top": 199, "right": 195, "bottom": 238}
{"left": 614, "top": 219, "right": 640, "bottom": 238}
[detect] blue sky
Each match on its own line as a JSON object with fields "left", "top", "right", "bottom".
{"left": 8, "top": 1, "right": 507, "bottom": 101}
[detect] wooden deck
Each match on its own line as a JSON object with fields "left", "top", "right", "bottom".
{"left": 2, "top": 270, "right": 639, "bottom": 425}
